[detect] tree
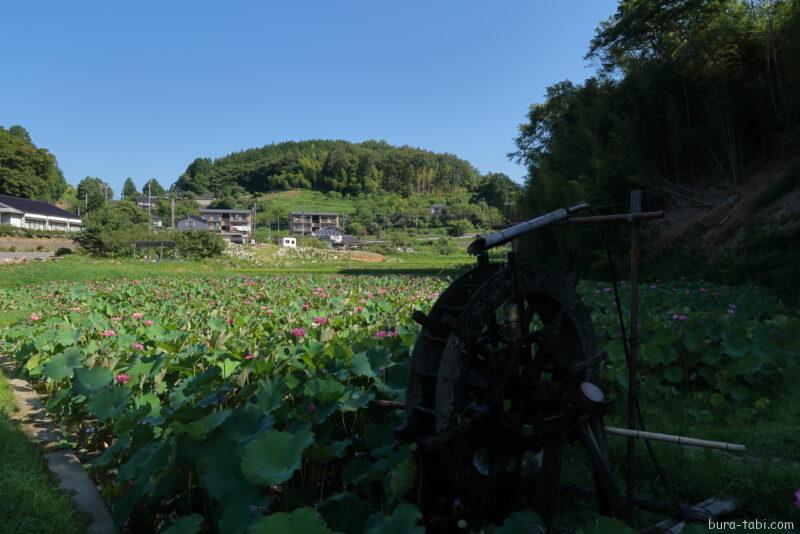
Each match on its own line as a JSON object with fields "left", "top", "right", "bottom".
{"left": 75, "top": 201, "right": 149, "bottom": 256}
{"left": 475, "top": 173, "right": 521, "bottom": 217}
{"left": 171, "top": 140, "right": 482, "bottom": 198}
{"left": 122, "top": 178, "right": 139, "bottom": 200}
{"left": 76, "top": 177, "right": 113, "bottom": 213}
{"left": 142, "top": 178, "right": 165, "bottom": 197}
{"left": 0, "top": 125, "right": 67, "bottom": 202}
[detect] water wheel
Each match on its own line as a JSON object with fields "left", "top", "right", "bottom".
{"left": 400, "top": 257, "right": 625, "bottom": 530}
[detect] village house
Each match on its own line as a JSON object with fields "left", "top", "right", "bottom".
{"left": 290, "top": 211, "right": 341, "bottom": 235}
{"left": 200, "top": 208, "right": 253, "bottom": 243}
{"left": 279, "top": 236, "right": 297, "bottom": 248}
{"left": 331, "top": 234, "right": 360, "bottom": 249}
{"left": 134, "top": 195, "right": 159, "bottom": 210}
{"left": 0, "top": 194, "right": 82, "bottom": 232}
{"left": 172, "top": 190, "right": 217, "bottom": 208}
{"left": 175, "top": 214, "right": 208, "bottom": 231}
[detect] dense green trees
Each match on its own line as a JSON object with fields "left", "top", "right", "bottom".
{"left": 142, "top": 178, "right": 165, "bottom": 196}
{"left": 76, "top": 177, "right": 113, "bottom": 213}
{"left": 0, "top": 125, "right": 67, "bottom": 202}
{"left": 475, "top": 173, "right": 520, "bottom": 218}
{"left": 122, "top": 178, "right": 139, "bottom": 200}
{"left": 511, "top": 0, "right": 800, "bottom": 268}
{"left": 174, "top": 140, "right": 482, "bottom": 197}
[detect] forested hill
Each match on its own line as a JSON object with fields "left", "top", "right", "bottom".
{"left": 174, "top": 140, "right": 484, "bottom": 196}
{"left": 511, "top": 0, "right": 800, "bottom": 293}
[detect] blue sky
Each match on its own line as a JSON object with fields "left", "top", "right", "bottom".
{"left": 1, "top": 1, "right": 618, "bottom": 193}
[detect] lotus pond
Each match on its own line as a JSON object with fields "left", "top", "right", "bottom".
{"left": 0, "top": 274, "right": 797, "bottom": 532}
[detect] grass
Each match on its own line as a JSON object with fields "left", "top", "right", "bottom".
{"left": 0, "top": 253, "right": 474, "bottom": 289}
{"left": 258, "top": 189, "right": 359, "bottom": 215}
{"left": 0, "top": 371, "right": 86, "bottom": 533}
{"left": 553, "top": 371, "right": 800, "bottom": 531}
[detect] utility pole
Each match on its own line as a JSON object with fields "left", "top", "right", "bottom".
{"left": 171, "top": 196, "right": 175, "bottom": 228}
{"left": 251, "top": 204, "right": 256, "bottom": 244}
{"left": 148, "top": 181, "right": 152, "bottom": 233}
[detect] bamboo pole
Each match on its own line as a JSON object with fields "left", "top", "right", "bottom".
{"left": 605, "top": 426, "right": 746, "bottom": 452}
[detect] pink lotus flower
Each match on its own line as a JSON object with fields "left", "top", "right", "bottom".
{"left": 132, "top": 342, "right": 144, "bottom": 350}
{"left": 677, "top": 315, "right": 688, "bottom": 321}
{"left": 100, "top": 330, "right": 117, "bottom": 337}
{"left": 131, "top": 312, "right": 144, "bottom": 319}
{"left": 131, "top": 280, "right": 140, "bottom": 286}
{"left": 71, "top": 307, "right": 82, "bottom": 312}
{"left": 307, "top": 402, "right": 317, "bottom": 414}
{"left": 243, "top": 353, "right": 255, "bottom": 360}
{"left": 388, "top": 330, "right": 398, "bottom": 337}
{"left": 355, "top": 305, "right": 364, "bottom": 313}
{"left": 291, "top": 327, "right": 306, "bottom": 338}
{"left": 375, "top": 330, "right": 388, "bottom": 338}
{"left": 144, "top": 320, "right": 154, "bottom": 326}
{"left": 115, "top": 373, "right": 130, "bottom": 385}
{"left": 227, "top": 318, "right": 234, "bottom": 325}
{"left": 366, "top": 292, "right": 374, "bottom": 298}
{"left": 29, "top": 313, "right": 41, "bottom": 322}
{"left": 313, "top": 316, "right": 328, "bottom": 326}
{"left": 111, "top": 316, "right": 122, "bottom": 322}
{"left": 303, "top": 303, "right": 310, "bottom": 310}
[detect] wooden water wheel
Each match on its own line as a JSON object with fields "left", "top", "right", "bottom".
{"left": 399, "top": 256, "right": 625, "bottom": 530}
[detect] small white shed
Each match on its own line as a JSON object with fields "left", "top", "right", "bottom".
{"left": 280, "top": 237, "right": 297, "bottom": 248}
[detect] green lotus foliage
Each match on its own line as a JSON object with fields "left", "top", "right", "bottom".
{"left": 1, "top": 274, "right": 796, "bottom": 530}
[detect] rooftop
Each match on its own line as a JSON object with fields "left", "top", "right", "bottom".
{"left": 199, "top": 208, "right": 251, "bottom": 214}
{"left": 290, "top": 211, "right": 340, "bottom": 216}
{"left": 0, "top": 194, "right": 80, "bottom": 219}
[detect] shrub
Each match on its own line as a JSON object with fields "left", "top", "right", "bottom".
{"left": 434, "top": 237, "right": 457, "bottom": 255}
{"left": 175, "top": 231, "right": 226, "bottom": 259}
{"left": 447, "top": 218, "right": 474, "bottom": 237}
{"left": 54, "top": 247, "right": 73, "bottom": 257}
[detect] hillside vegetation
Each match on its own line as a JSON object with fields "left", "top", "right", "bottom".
{"left": 175, "top": 139, "right": 490, "bottom": 197}
{"left": 0, "top": 125, "right": 67, "bottom": 203}
{"left": 511, "top": 0, "right": 800, "bottom": 292}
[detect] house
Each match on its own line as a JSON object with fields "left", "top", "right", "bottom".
{"left": 134, "top": 195, "right": 159, "bottom": 210}
{"left": 331, "top": 234, "right": 360, "bottom": 249}
{"left": 279, "top": 236, "right": 297, "bottom": 248}
{"left": 0, "top": 194, "right": 82, "bottom": 232}
{"left": 430, "top": 204, "right": 446, "bottom": 216}
{"left": 172, "top": 190, "right": 217, "bottom": 208}
{"left": 200, "top": 208, "right": 253, "bottom": 242}
{"left": 290, "top": 211, "right": 341, "bottom": 235}
{"left": 176, "top": 215, "right": 208, "bottom": 231}
{"left": 316, "top": 226, "right": 343, "bottom": 241}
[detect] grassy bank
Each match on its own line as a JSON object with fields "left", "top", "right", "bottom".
{"left": 0, "top": 371, "right": 86, "bottom": 532}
